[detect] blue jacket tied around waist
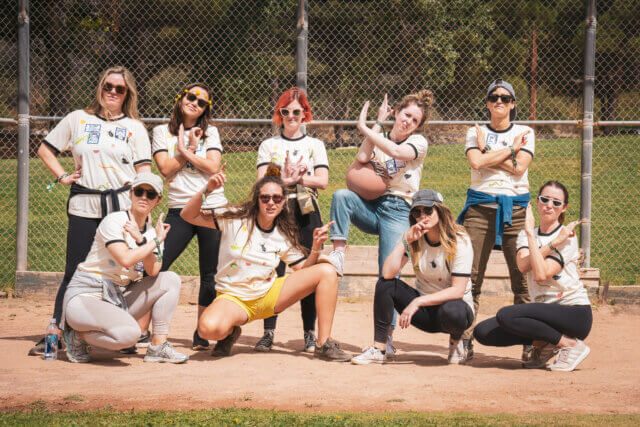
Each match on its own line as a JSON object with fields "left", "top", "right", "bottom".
{"left": 456, "top": 189, "right": 530, "bottom": 245}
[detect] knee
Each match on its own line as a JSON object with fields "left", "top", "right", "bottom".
{"left": 198, "top": 316, "right": 228, "bottom": 341}
{"left": 375, "top": 277, "right": 395, "bottom": 295}
{"left": 332, "top": 188, "right": 351, "bottom": 204}
{"left": 159, "top": 271, "right": 181, "bottom": 292}
{"left": 115, "top": 324, "right": 142, "bottom": 348}
{"left": 318, "top": 263, "right": 338, "bottom": 283}
{"left": 472, "top": 319, "right": 492, "bottom": 345}
{"left": 495, "top": 306, "right": 515, "bottom": 327}
{"left": 441, "top": 302, "right": 469, "bottom": 329}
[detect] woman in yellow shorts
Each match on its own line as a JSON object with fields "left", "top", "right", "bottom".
{"left": 180, "top": 167, "right": 350, "bottom": 361}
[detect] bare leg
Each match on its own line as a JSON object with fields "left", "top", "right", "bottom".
{"left": 274, "top": 263, "right": 338, "bottom": 345}
{"left": 198, "top": 297, "right": 248, "bottom": 341}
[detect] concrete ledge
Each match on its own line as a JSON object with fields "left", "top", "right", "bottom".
{"left": 598, "top": 285, "right": 640, "bottom": 305}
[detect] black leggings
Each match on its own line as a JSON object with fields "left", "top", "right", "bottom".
{"left": 263, "top": 198, "right": 322, "bottom": 332}
{"left": 53, "top": 214, "right": 102, "bottom": 327}
{"left": 473, "top": 303, "right": 592, "bottom": 347}
{"left": 161, "top": 208, "right": 221, "bottom": 307}
{"left": 374, "top": 278, "right": 474, "bottom": 342}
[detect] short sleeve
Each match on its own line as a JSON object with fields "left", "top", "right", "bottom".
{"left": 406, "top": 134, "right": 428, "bottom": 161}
{"left": 516, "top": 229, "right": 528, "bottom": 252}
{"left": 97, "top": 214, "right": 125, "bottom": 246}
{"left": 451, "top": 235, "right": 473, "bottom": 276}
{"left": 464, "top": 126, "right": 479, "bottom": 152}
{"left": 204, "top": 126, "right": 222, "bottom": 153}
{"left": 520, "top": 126, "right": 535, "bottom": 157}
{"left": 44, "top": 111, "right": 76, "bottom": 153}
{"left": 151, "top": 125, "right": 168, "bottom": 155}
{"left": 312, "top": 138, "right": 329, "bottom": 169}
{"left": 130, "top": 120, "right": 152, "bottom": 166}
{"left": 280, "top": 245, "right": 306, "bottom": 267}
{"left": 257, "top": 139, "right": 272, "bottom": 168}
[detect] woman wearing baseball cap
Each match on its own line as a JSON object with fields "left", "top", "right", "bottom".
{"left": 61, "top": 172, "right": 188, "bottom": 364}
{"left": 456, "top": 79, "right": 535, "bottom": 362}
{"left": 351, "top": 189, "right": 475, "bottom": 365}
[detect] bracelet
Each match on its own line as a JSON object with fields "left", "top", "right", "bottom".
{"left": 375, "top": 120, "right": 385, "bottom": 128}
{"left": 548, "top": 241, "right": 557, "bottom": 252}
{"left": 510, "top": 146, "right": 518, "bottom": 168}
{"left": 402, "top": 233, "right": 411, "bottom": 259}
{"left": 202, "top": 187, "right": 212, "bottom": 203}
{"left": 135, "top": 237, "right": 147, "bottom": 246}
{"left": 310, "top": 248, "right": 322, "bottom": 254}
{"left": 46, "top": 173, "right": 69, "bottom": 192}
{"left": 154, "top": 237, "right": 162, "bottom": 262}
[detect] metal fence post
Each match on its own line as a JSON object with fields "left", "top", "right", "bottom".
{"left": 580, "top": 0, "right": 596, "bottom": 267}
{"left": 296, "top": 0, "right": 308, "bottom": 133}
{"left": 16, "top": 0, "right": 30, "bottom": 272}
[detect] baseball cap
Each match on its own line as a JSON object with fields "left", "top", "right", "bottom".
{"left": 486, "top": 78, "right": 517, "bottom": 121}
{"left": 131, "top": 172, "right": 163, "bottom": 195}
{"left": 410, "top": 189, "right": 443, "bottom": 210}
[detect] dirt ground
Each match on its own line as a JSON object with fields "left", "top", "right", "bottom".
{"left": 1, "top": 295, "right": 639, "bottom": 414}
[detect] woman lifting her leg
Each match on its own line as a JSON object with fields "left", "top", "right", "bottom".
{"left": 152, "top": 82, "right": 227, "bottom": 351}
{"left": 63, "top": 173, "right": 187, "bottom": 364}
{"left": 351, "top": 189, "right": 475, "bottom": 365}
{"left": 474, "top": 180, "right": 591, "bottom": 371}
{"left": 180, "top": 168, "right": 350, "bottom": 361}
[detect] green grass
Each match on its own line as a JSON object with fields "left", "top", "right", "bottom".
{"left": 1, "top": 408, "right": 639, "bottom": 426}
{"left": 1, "top": 135, "right": 638, "bottom": 289}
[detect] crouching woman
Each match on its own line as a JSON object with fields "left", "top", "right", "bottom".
{"left": 62, "top": 172, "right": 187, "bottom": 364}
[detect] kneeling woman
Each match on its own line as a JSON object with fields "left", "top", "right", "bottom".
{"left": 62, "top": 173, "right": 187, "bottom": 364}
{"left": 180, "top": 170, "right": 350, "bottom": 361}
{"left": 351, "top": 189, "right": 475, "bottom": 365}
{"left": 474, "top": 181, "right": 591, "bottom": 371}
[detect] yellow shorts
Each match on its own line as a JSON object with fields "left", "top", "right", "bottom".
{"left": 216, "top": 276, "right": 287, "bottom": 323}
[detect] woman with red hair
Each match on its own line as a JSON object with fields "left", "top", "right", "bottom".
{"left": 253, "top": 87, "right": 329, "bottom": 353}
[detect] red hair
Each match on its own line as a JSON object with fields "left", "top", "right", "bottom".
{"left": 272, "top": 88, "right": 313, "bottom": 125}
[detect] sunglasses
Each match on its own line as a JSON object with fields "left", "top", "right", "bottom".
{"left": 538, "top": 195, "right": 565, "bottom": 207}
{"left": 280, "top": 108, "right": 302, "bottom": 117}
{"left": 487, "top": 94, "right": 514, "bottom": 103}
{"left": 184, "top": 92, "right": 211, "bottom": 109}
{"left": 133, "top": 187, "right": 159, "bottom": 200}
{"left": 411, "top": 206, "right": 434, "bottom": 219}
{"left": 259, "top": 194, "right": 284, "bottom": 204}
{"left": 103, "top": 83, "right": 127, "bottom": 95}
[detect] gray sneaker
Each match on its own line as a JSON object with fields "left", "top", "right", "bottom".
{"left": 448, "top": 339, "right": 468, "bottom": 364}
{"left": 303, "top": 330, "right": 316, "bottom": 353}
{"left": 522, "top": 344, "right": 535, "bottom": 362}
{"left": 212, "top": 326, "right": 242, "bottom": 357}
{"left": 327, "top": 250, "right": 345, "bottom": 277}
{"left": 254, "top": 329, "right": 274, "bottom": 352}
{"left": 463, "top": 339, "right": 474, "bottom": 360}
{"left": 314, "top": 338, "right": 350, "bottom": 362}
{"left": 63, "top": 328, "right": 91, "bottom": 363}
{"left": 523, "top": 343, "right": 558, "bottom": 369}
{"left": 385, "top": 334, "right": 397, "bottom": 360}
{"left": 548, "top": 340, "right": 590, "bottom": 372}
{"left": 351, "top": 345, "right": 385, "bottom": 365}
{"left": 143, "top": 341, "right": 189, "bottom": 364}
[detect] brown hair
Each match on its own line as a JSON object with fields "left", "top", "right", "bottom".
{"left": 215, "top": 173, "right": 306, "bottom": 255}
{"left": 538, "top": 180, "right": 569, "bottom": 224}
{"left": 85, "top": 66, "right": 140, "bottom": 120}
{"left": 395, "top": 89, "right": 434, "bottom": 129}
{"left": 168, "top": 82, "right": 212, "bottom": 137}
{"left": 408, "top": 202, "right": 467, "bottom": 270}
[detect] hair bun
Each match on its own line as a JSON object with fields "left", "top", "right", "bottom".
{"left": 417, "top": 89, "right": 434, "bottom": 107}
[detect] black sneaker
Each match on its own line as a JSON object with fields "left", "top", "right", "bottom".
{"left": 28, "top": 336, "right": 65, "bottom": 356}
{"left": 211, "top": 326, "right": 241, "bottom": 357}
{"left": 522, "top": 344, "right": 534, "bottom": 362}
{"left": 192, "top": 329, "right": 210, "bottom": 351}
{"left": 463, "top": 339, "right": 474, "bottom": 360}
{"left": 314, "top": 338, "right": 351, "bottom": 362}
{"left": 303, "top": 330, "right": 316, "bottom": 353}
{"left": 119, "top": 331, "right": 151, "bottom": 354}
{"left": 254, "top": 329, "right": 275, "bottom": 352}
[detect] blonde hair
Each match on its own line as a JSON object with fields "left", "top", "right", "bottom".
{"left": 85, "top": 66, "right": 140, "bottom": 120}
{"left": 395, "top": 89, "right": 434, "bottom": 129}
{"left": 408, "top": 202, "right": 467, "bottom": 271}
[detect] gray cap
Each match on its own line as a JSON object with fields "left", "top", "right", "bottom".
{"left": 411, "top": 189, "right": 443, "bottom": 210}
{"left": 486, "top": 78, "right": 517, "bottom": 121}
{"left": 131, "top": 172, "right": 163, "bottom": 195}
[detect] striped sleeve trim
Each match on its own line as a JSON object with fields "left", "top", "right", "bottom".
{"left": 257, "top": 162, "right": 270, "bottom": 169}
{"left": 451, "top": 273, "right": 471, "bottom": 277}
{"left": 314, "top": 164, "right": 329, "bottom": 170}
{"left": 465, "top": 146, "right": 480, "bottom": 154}
{"left": 105, "top": 239, "right": 126, "bottom": 247}
{"left": 133, "top": 159, "right": 152, "bottom": 166}
{"left": 206, "top": 147, "right": 223, "bottom": 153}
{"left": 43, "top": 140, "right": 62, "bottom": 154}
{"left": 520, "top": 148, "right": 534, "bottom": 159}
{"left": 546, "top": 255, "right": 563, "bottom": 267}
{"left": 407, "top": 143, "right": 419, "bottom": 160}
{"left": 515, "top": 246, "right": 529, "bottom": 254}
{"left": 153, "top": 148, "right": 168, "bottom": 155}
{"left": 289, "top": 257, "right": 306, "bottom": 267}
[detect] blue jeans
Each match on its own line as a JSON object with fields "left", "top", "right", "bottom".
{"left": 330, "top": 189, "right": 411, "bottom": 329}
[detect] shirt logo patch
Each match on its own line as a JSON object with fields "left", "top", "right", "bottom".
{"left": 385, "top": 159, "right": 398, "bottom": 175}
{"left": 85, "top": 124, "right": 101, "bottom": 132}
{"left": 115, "top": 127, "right": 127, "bottom": 141}
{"left": 87, "top": 132, "right": 100, "bottom": 144}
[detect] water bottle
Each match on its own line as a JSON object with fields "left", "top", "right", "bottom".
{"left": 44, "top": 318, "right": 58, "bottom": 361}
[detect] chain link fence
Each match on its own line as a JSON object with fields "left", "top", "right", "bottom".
{"left": 1, "top": 0, "right": 638, "bottom": 289}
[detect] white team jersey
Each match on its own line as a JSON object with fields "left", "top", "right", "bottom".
{"left": 413, "top": 233, "right": 475, "bottom": 314}
{"left": 372, "top": 133, "right": 429, "bottom": 201}
{"left": 465, "top": 123, "right": 535, "bottom": 197}
{"left": 77, "top": 211, "right": 162, "bottom": 287}
{"left": 516, "top": 226, "right": 590, "bottom": 306}
{"left": 44, "top": 110, "right": 151, "bottom": 218}
{"left": 152, "top": 124, "right": 227, "bottom": 209}
{"left": 256, "top": 134, "right": 329, "bottom": 185}
{"left": 214, "top": 216, "right": 306, "bottom": 301}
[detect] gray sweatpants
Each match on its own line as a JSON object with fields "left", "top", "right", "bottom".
{"left": 65, "top": 271, "right": 181, "bottom": 350}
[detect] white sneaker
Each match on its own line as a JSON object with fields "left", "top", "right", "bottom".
{"left": 351, "top": 346, "right": 385, "bottom": 365}
{"left": 548, "top": 339, "right": 590, "bottom": 372}
{"left": 448, "top": 339, "right": 468, "bottom": 364}
{"left": 327, "top": 250, "right": 345, "bottom": 277}
{"left": 385, "top": 334, "right": 397, "bottom": 360}
{"left": 522, "top": 343, "right": 558, "bottom": 369}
